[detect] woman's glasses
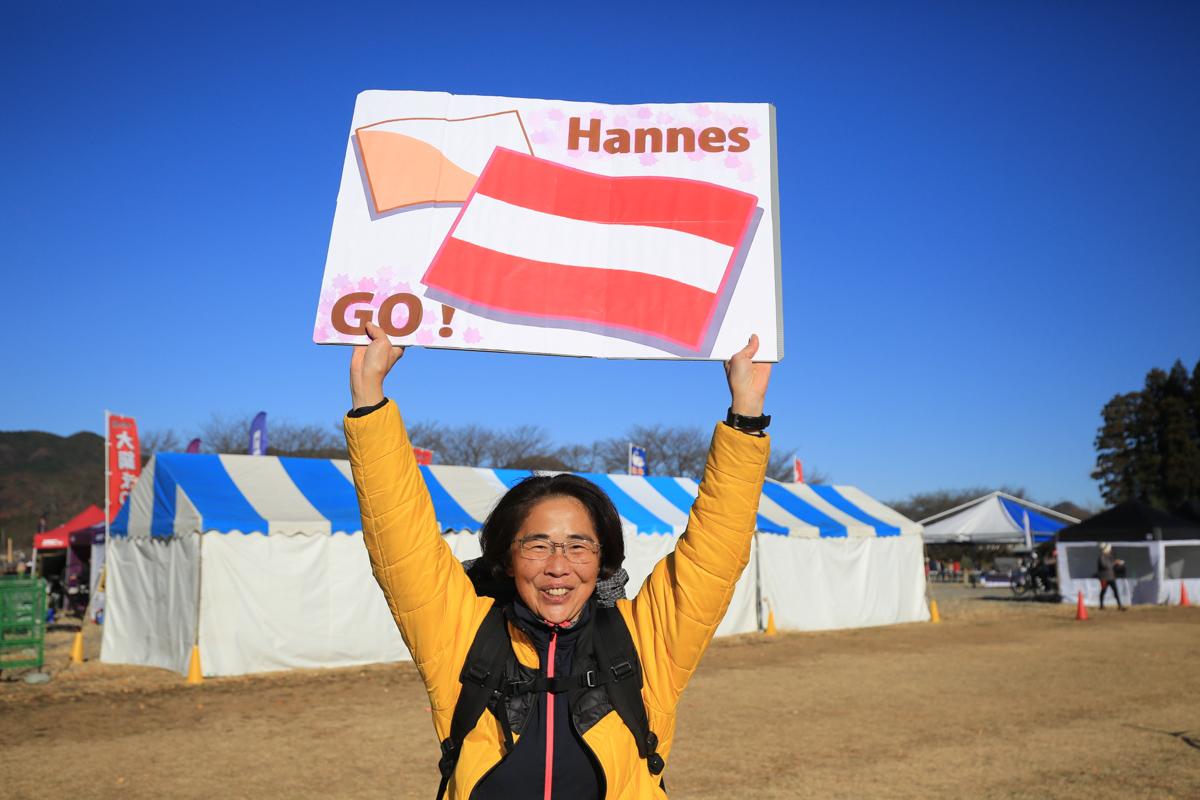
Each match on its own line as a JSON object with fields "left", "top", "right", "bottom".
{"left": 517, "top": 537, "right": 600, "bottom": 564}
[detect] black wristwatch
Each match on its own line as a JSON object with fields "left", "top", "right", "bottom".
{"left": 725, "top": 407, "right": 771, "bottom": 433}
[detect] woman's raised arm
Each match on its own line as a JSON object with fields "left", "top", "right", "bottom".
{"left": 625, "top": 335, "right": 773, "bottom": 720}
{"left": 344, "top": 323, "right": 490, "bottom": 727}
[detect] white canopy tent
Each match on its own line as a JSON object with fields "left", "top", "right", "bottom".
{"left": 921, "top": 491, "right": 1078, "bottom": 546}
{"left": 102, "top": 453, "right": 927, "bottom": 677}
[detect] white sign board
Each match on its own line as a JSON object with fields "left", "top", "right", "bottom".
{"left": 314, "top": 90, "right": 783, "bottom": 361}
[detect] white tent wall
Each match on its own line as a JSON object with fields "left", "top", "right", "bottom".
{"left": 621, "top": 532, "right": 680, "bottom": 600}
{"left": 100, "top": 534, "right": 199, "bottom": 675}
{"left": 89, "top": 532, "right": 105, "bottom": 598}
{"left": 1057, "top": 542, "right": 1163, "bottom": 606}
{"left": 759, "top": 535, "right": 929, "bottom": 631}
{"left": 199, "top": 531, "right": 409, "bottom": 677}
{"left": 1163, "top": 543, "right": 1200, "bottom": 604}
{"left": 105, "top": 526, "right": 762, "bottom": 678}
{"left": 104, "top": 453, "right": 926, "bottom": 677}
{"left": 622, "top": 531, "right": 758, "bottom": 637}
{"left": 443, "top": 531, "right": 484, "bottom": 562}
{"left": 1059, "top": 539, "right": 1200, "bottom": 607}
{"left": 715, "top": 536, "right": 759, "bottom": 637}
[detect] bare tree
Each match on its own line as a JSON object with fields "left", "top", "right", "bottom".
{"left": 199, "top": 413, "right": 251, "bottom": 454}
{"left": 269, "top": 422, "right": 345, "bottom": 458}
{"left": 396, "top": 416, "right": 815, "bottom": 484}
{"left": 888, "top": 485, "right": 1029, "bottom": 523}
{"left": 493, "top": 425, "right": 557, "bottom": 468}
{"left": 441, "top": 423, "right": 500, "bottom": 466}
{"left": 193, "top": 413, "right": 348, "bottom": 457}
{"left": 406, "top": 420, "right": 450, "bottom": 459}
{"left": 554, "top": 443, "right": 602, "bottom": 473}
{"left": 803, "top": 466, "right": 832, "bottom": 484}
{"left": 592, "top": 425, "right": 710, "bottom": 478}
{"left": 766, "top": 452, "right": 830, "bottom": 484}
{"left": 1050, "top": 500, "right": 1096, "bottom": 520}
{"left": 140, "top": 429, "right": 183, "bottom": 457}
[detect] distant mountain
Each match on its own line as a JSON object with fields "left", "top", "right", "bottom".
{"left": 0, "top": 430, "right": 105, "bottom": 553}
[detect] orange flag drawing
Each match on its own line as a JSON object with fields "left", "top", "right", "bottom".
{"left": 355, "top": 110, "right": 533, "bottom": 213}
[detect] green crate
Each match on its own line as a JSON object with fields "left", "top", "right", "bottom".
{"left": 0, "top": 576, "right": 46, "bottom": 672}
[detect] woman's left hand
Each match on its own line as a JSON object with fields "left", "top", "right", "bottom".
{"left": 724, "top": 334, "right": 772, "bottom": 417}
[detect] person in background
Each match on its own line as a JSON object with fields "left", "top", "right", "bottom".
{"left": 1097, "top": 543, "right": 1125, "bottom": 611}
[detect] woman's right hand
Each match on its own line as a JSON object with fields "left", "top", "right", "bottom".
{"left": 349, "top": 322, "right": 405, "bottom": 409}
{"left": 724, "top": 334, "right": 772, "bottom": 417}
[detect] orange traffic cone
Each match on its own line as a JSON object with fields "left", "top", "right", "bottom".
{"left": 765, "top": 608, "right": 778, "bottom": 636}
{"left": 70, "top": 630, "right": 85, "bottom": 664}
{"left": 1075, "top": 590, "right": 1089, "bottom": 621}
{"left": 929, "top": 599, "right": 941, "bottom": 624}
{"left": 185, "top": 645, "right": 203, "bottom": 685}
{"left": 1181, "top": 584, "right": 1191, "bottom": 608}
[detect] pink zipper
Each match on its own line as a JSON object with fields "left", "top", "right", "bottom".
{"left": 544, "top": 627, "right": 559, "bottom": 800}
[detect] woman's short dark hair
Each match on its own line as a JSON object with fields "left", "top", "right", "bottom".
{"left": 479, "top": 474, "right": 625, "bottom": 580}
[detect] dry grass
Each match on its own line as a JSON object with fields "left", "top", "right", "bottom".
{"left": 2, "top": 586, "right": 1197, "bottom": 799}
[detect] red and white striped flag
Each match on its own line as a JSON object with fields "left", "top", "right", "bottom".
{"left": 420, "top": 148, "right": 759, "bottom": 355}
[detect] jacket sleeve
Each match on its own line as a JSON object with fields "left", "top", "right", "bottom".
{"left": 624, "top": 422, "right": 769, "bottom": 714}
{"left": 344, "top": 399, "right": 491, "bottom": 728}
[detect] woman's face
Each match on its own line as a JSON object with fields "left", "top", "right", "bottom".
{"left": 507, "top": 495, "right": 601, "bottom": 625}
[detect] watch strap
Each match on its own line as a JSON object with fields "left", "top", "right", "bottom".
{"left": 725, "top": 407, "right": 771, "bottom": 433}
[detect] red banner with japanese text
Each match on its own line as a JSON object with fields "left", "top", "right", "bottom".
{"left": 108, "top": 413, "right": 142, "bottom": 513}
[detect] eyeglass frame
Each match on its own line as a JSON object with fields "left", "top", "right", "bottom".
{"left": 515, "top": 535, "right": 602, "bottom": 563}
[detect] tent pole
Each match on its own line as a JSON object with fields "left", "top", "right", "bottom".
{"left": 104, "top": 409, "right": 110, "bottom": 561}
{"left": 104, "top": 412, "right": 112, "bottom": 594}
{"left": 753, "top": 531, "right": 763, "bottom": 631}
{"left": 1154, "top": 526, "right": 1165, "bottom": 604}
{"left": 194, "top": 531, "right": 203, "bottom": 650}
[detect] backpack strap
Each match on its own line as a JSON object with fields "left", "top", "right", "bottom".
{"left": 436, "top": 603, "right": 512, "bottom": 800}
{"left": 592, "top": 606, "right": 665, "bottom": 777}
{"left": 437, "top": 602, "right": 665, "bottom": 800}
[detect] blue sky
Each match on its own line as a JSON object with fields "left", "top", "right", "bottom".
{"left": 2, "top": 1, "right": 1197, "bottom": 508}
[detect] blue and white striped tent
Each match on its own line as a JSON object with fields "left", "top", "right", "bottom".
{"left": 110, "top": 454, "right": 918, "bottom": 540}
{"left": 102, "top": 453, "right": 927, "bottom": 678}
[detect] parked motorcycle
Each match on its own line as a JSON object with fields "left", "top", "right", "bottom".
{"left": 1010, "top": 558, "right": 1058, "bottom": 597}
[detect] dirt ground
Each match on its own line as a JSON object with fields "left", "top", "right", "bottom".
{"left": 2, "top": 586, "right": 1198, "bottom": 799}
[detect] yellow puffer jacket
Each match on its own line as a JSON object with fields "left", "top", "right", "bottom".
{"left": 345, "top": 400, "right": 769, "bottom": 799}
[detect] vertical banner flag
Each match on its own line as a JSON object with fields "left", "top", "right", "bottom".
{"left": 628, "top": 444, "right": 647, "bottom": 476}
{"left": 793, "top": 456, "right": 803, "bottom": 483}
{"left": 412, "top": 447, "right": 434, "bottom": 466}
{"left": 107, "top": 414, "right": 141, "bottom": 512}
{"left": 185, "top": 438, "right": 202, "bottom": 454}
{"left": 249, "top": 412, "right": 268, "bottom": 456}
{"left": 314, "top": 91, "right": 783, "bottom": 361}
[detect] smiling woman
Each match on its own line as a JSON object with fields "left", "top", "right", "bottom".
{"left": 479, "top": 476, "right": 623, "bottom": 626}
{"left": 343, "top": 322, "right": 772, "bottom": 800}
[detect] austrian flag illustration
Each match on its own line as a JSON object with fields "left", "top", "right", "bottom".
{"left": 420, "top": 148, "right": 760, "bottom": 355}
